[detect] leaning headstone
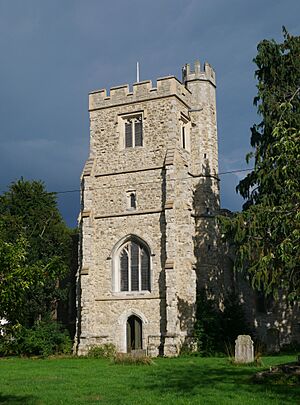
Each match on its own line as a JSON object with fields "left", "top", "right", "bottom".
{"left": 235, "top": 335, "right": 254, "bottom": 363}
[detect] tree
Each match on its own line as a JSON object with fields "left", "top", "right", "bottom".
{"left": 221, "top": 29, "right": 300, "bottom": 300}
{"left": 0, "top": 178, "right": 73, "bottom": 326}
{"left": 0, "top": 231, "right": 35, "bottom": 324}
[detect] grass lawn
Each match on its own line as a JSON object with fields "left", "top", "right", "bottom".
{"left": 0, "top": 355, "right": 298, "bottom": 404}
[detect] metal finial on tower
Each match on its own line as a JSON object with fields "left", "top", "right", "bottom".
{"left": 136, "top": 62, "right": 140, "bottom": 83}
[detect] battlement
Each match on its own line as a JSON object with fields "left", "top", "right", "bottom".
{"left": 89, "top": 76, "right": 191, "bottom": 111}
{"left": 182, "top": 60, "right": 216, "bottom": 87}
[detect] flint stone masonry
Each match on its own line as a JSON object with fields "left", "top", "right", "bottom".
{"left": 235, "top": 335, "right": 254, "bottom": 364}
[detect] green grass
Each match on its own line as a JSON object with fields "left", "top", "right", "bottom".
{"left": 0, "top": 355, "right": 298, "bottom": 404}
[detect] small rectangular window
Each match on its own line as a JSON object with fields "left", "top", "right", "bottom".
{"left": 130, "top": 193, "right": 136, "bottom": 209}
{"left": 127, "top": 190, "right": 137, "bottom": 210}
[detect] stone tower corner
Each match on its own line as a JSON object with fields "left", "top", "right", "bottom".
{"left": 182, "top": 60, "right": 216, "bottom": 87}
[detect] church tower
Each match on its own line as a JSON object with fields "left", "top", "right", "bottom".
{"left": 75, "top": 60, "right": 219, "bottom": 356}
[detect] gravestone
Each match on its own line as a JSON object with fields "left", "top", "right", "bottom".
{"left": 235, "top": 335, "right": 254, "bottom": 363}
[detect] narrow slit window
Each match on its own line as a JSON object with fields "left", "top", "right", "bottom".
{"left": 127, "top": 191, "right": 137, "bottom": 210}
{"left": 130, "top": 193, "right": 136, "bottom": 209}
{"left": 182, "top": 126, "right": 186, "bottom": 149}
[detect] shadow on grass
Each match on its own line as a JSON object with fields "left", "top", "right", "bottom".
{"left": 0, "top": 393, "right": 36, "bottom": 404}
{"left": 130, "top": 360, "right": 300, "bottom": 403}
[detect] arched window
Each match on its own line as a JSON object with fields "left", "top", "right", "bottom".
{"left": 117, "top": 239, "right": 150, "bottom": 292}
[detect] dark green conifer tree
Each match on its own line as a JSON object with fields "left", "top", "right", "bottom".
{"left": 0, "top": 178, "right": 73, "bottom": 326}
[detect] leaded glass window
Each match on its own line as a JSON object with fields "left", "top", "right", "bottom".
{"left": 119, "top": 240, "right": 150, "bottom": 292}
{"left": 124, "top": 115, "right": 143, "bottom": 148}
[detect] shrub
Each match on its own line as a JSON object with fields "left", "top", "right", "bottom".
{"left": 221, "top": 291, "right": 251, "bottom": 348}
{"left": 194, "top": 290, "right": 223, "bottom": 356}
{"left": 87, "top": 344, "right": 116, "bottom": 359}
{"left": 179, "top": 337, "right": 198, "bottom": 356}
{"left": 0, "top": 323, "right": 20, "bottom": 356}
{"left": 279, "top": 341, "right": 300, "bottom": 354}
{"left": 0, "top": 321, "right": 72, "bottom": 357}
{"left": 194, "top": 289, "right": 251, "bottom": 356}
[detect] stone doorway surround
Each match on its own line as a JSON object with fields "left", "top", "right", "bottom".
{"left": 117, "top": 309, "right": 148, "bottom": 353}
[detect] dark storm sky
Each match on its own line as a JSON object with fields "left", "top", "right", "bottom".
{"left": 0, "top": 0, "right": 299, "bottom": 227}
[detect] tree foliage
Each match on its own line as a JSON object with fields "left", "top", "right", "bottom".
{"left": 0, "top": 233, "right": 37, "bottom": 324}
{"left": 0, "top": 178, "right": 73, "bottom": 326}
{"left": 221, "top": 29, "right": 300, "bottom": 300}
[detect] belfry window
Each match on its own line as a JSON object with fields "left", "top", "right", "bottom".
{"left": 118, "top": 240, "right": 150, "bottom": 292}
{"left": 124, "top": 115, "right": 143, "bottom": 148}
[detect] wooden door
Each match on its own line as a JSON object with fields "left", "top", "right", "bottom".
{"left": 126, "top": 315, "right": 142, "bottom": 352}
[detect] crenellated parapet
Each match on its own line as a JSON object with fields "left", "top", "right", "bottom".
{"left": 182, "top": 60, "right": 216, "bottom": 87}
{"left": 89, "top": 76, "right": 191, "bottom": 111}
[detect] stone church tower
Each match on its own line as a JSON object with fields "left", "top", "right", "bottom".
{"left": 75, "top": 60, "right": 220, "bottom": 356}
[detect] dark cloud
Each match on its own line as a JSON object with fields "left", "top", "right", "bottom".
{"left": 0, "top": 0, "right": 299, "bottom": 226}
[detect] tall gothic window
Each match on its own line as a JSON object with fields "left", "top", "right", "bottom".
{"left": 118, "top": 240, "right": 150, "bottom": 292}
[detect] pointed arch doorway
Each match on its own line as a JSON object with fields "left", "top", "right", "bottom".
{"left": 126, "top": 315, "right": 142, "bottom": 352}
